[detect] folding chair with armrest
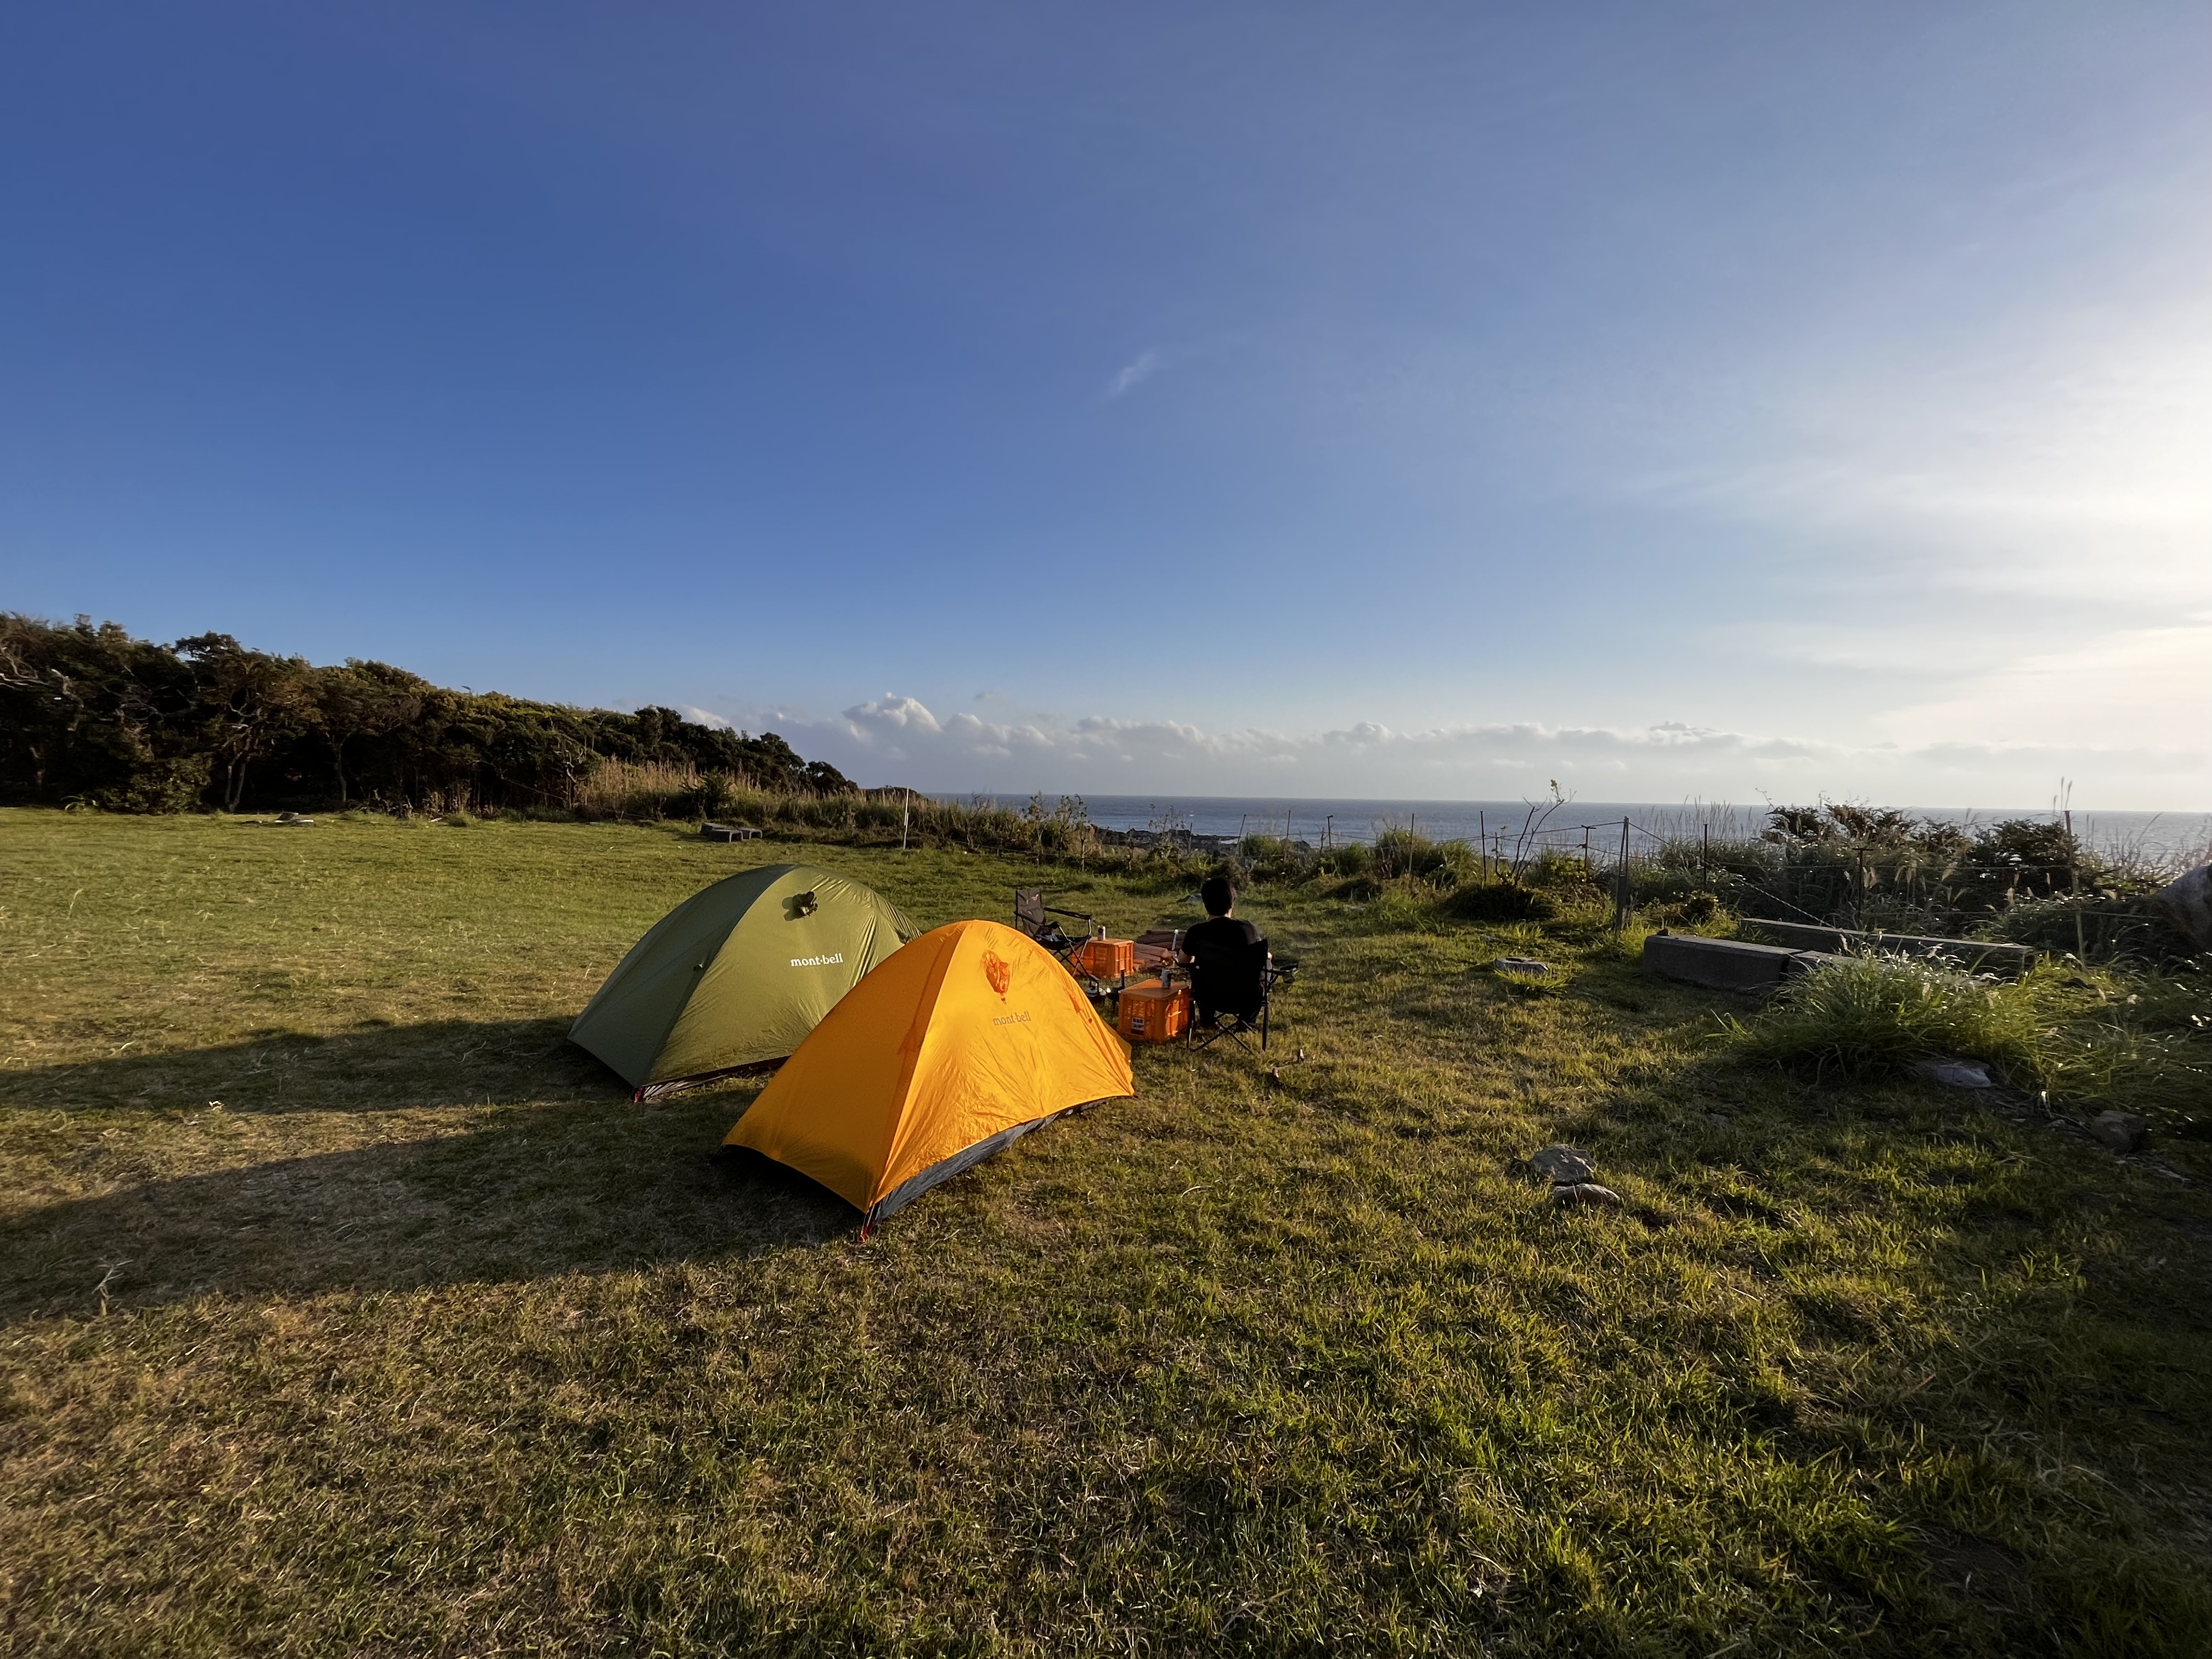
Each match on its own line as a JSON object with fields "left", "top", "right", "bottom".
{"left": 1015, "top": 887, "right": 1094, "bottom": 963}
{"left": 1187, "top": 938, "right": 1300, "bottom": 1052}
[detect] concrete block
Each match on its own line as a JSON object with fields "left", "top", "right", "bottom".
{"left": 1780, "top": 949, "right": 1850, "bottom": 975}
{"left": 1643, "top": 932, "right": 1810, "bottom": 990}
{"left": 1739, "top": 919, "right": 2037, "bottom": 975}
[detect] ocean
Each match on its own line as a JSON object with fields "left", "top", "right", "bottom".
{"left": 967, "top": 794, "right": 2212, "bottom": 864}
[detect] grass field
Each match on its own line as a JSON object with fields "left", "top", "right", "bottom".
{"left": 3, "top": 809, "right": 2209, "bottom": 1656}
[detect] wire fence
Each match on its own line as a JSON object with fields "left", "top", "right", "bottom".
{"left": 1376, "top": 806, "right": 2182, "bottom": 945}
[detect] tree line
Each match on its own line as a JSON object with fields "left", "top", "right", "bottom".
{"left": 0, "top": 613, "right": 857, "bottom": 814}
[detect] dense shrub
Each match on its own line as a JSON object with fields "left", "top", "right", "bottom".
{"left": 1314, "top": 840, "right": 1371, "bottom": 879}
{"left": 1524, "top": 847, "right": 1600, "bottom": 888}
{"left": 1643, "top": 889, "right": 1725, "bottom": 929}
{"left": 1, "top": 613, "right": 858, "bottom": 814}
{"left": 1236, "top": 834, "right": 1317, "bottom": 884}
{"left": 1369, "top": 829, "right": 1481, "bottom": 888}
{"left": 1718, "top": 803, "right": 2169, "bottom": 934}
{"left": 1974, "top": 892, "right": 2188, "bottom": 963}
{"left": 1440, "top": 881, "right": 1557, "bottom": 923}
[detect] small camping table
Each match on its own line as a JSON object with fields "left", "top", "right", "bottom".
{"left": 1132, "top": 929, "right": 1183, "bottom": 973}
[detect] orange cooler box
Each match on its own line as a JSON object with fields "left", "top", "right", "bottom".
{"left": 1071, "top": 937, "right": 1136, "bottom": 979}
{"left": 1117, "top": 979, "right": 1190, "bottom": 1042}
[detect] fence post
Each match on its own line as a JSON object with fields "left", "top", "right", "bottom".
{"left": 1613, "top": 816, "right": 1631, "bottom": 932}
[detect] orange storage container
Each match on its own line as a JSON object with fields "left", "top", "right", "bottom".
{"left": 1071, "top": 936, "right": 1136, "bottom": 980}
{"left": 1117, "top": 978, "right": 1190, "bottom": 1042}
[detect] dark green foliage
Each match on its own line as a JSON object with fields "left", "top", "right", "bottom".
{"left": 1440, "top": 879, "right": 1556, "bottom": 922}
{"left": 1955, "top": 818, "right": 2104, "bottom": 904}
{"left": 1976, "top": 892, "right": 2190, "bottom": 962}
{"left": 1370, "top": 828, "right": 1480, "bottom": 887}
{"left": 1732, "top": 805, "right": 2145, "bottom": 939}
{"left": 1644, "top": 889, "right": 1725, "bottom": 928}
{"left": 1234, "top": 833, "right": 1318, "bottom": 884}
{"left": 1312, "top": 839, "right": 1370, "bottom": 879}
{"left": 0, "top": 616, "right": 210, "bottom": 810}
{"left": 0, "top": 614, "right": 856, "bottom": 814}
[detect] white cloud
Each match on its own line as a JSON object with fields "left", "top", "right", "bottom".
{"left": 686, "top": 693, "right": 2209, "bottom": 808}
{"left": 1878, "top": 617, "right": 2212, "bottom": 753}
{"left": 843, "top": 693, "right": 941, "bottom": 733}
{"left": 676, "top": 704, "right": 734, "bottom": 730}
{"left": 1105, "top": 348, "right": 1162, "bottom": 398}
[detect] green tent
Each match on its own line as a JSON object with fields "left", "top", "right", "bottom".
{"left": 571, "top": 864, "right": 920, "bottom": 1099}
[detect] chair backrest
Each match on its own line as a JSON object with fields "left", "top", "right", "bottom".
{"left": 1189, "top": 935, "right": 1269, "bottom": 1022}
{"left": 1014, "top": 888, "right": 1046, "bottom": 933}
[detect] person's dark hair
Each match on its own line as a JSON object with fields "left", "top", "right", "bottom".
{"left": 1200, "top": 876, "right": 1235, "bottom": 917}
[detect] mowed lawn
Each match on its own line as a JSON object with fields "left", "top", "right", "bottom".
{"left": 3, "top": 811, "right": 2208, "bottom": 1657}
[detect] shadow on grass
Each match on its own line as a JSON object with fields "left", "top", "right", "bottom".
{"left": 0, "top": 1017, "right": 616, "bottom": 1115}
{"left": 1, "top": 1025, "right": 857, "bottom": 1324}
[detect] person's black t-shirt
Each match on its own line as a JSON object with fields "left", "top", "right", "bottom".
{"left": 1182, "top": 917, "right": 1266, "bottom": 1017}
{"left": 1183, "top": 917, "right": 1264, "bottom": 962}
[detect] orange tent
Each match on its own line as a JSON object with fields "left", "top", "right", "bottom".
{"left": 723, "top": 919, "right": 1134, "bottom": 1226}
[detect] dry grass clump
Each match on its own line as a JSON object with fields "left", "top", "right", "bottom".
{"left": 569, "top": 758, "right": 707, "bottom": 819}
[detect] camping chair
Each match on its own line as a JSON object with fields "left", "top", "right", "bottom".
{"left": 1187, "top": 941, "right": 1300, "bottom": 1052}
{"left": 1014, "top": 888, "right": 1093, "bottom": 967}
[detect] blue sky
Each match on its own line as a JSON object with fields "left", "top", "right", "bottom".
{"left": 5, "top": 3, "right": 2210, "bottom": 806}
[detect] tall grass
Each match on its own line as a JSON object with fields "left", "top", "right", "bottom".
{"left": 1728, "top": 952, "right": 2212, "bottom": 1126}
{"left": 1727, "top": 955, "right": 2051, "bottom": 1082}
{"left": 554, "top": 768, "right": 1210, "bottom": 876}
{"left": 569, "top": 759, "right": 704, "bottom": 820}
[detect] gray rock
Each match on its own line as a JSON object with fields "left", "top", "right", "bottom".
{"left": 2153, "top": 862, "right": 2212, "bottom": 951}
{"left": 1492, "top": 957, "right": 1549, "bottom": 975}
{"left": 1551, "top": 1181, "right": 1623, "bottom": 1209}
{"left": 1705, "top": 1112, "right": 1732, "bottom": 1128}
{"left": 1915, "top": 1058, "right": 1993, "bottom": 1090}
{"left": 2088, "top": 1111, "right": 2149, "bottom": 1154}
{"left": 1529, "top": 1145, "right": 1596, "bottom": 1184}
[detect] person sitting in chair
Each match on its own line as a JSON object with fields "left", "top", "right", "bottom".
{"left": 1180, "top": 876, "right": 1268, "bottom": 1028}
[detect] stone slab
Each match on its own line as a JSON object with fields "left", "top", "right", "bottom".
{"left": 1641, "top": 931, "right": 1826, "bottom": 990}
{"left": 1739, "top": 919, "right": 2036, "bottom": 975}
